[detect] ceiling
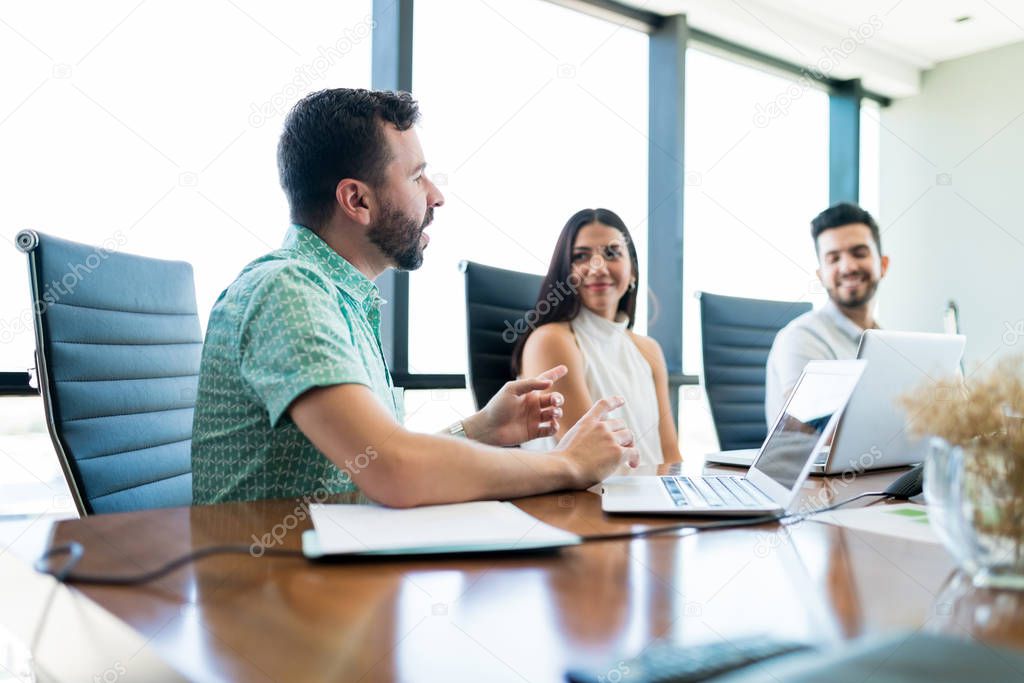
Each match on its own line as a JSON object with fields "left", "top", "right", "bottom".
{"left": 617, "top": 0, "right": 1024, "bottom": 97}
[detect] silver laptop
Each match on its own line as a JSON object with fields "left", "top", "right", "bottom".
{"left": 602, "top": 360, "right": 866, "bottom": 516}
{"left": 706, "top": 330, "right": 965, "bottom": 474}
{"left": 815, "top": 330, "right": 965, "bottom": 474}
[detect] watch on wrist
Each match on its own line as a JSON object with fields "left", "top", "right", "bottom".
{"left": 446, "top": 420, "right": 467, "bottom": 439}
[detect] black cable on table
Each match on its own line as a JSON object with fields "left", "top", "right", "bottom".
{"left": 35, "top": 542, "right": 303, "bottom": 586}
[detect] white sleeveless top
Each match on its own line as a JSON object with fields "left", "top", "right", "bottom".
{"left": 520, "top": 308, "right": 664, "bottom": 470}
{"left": 570, "top": 307, "right": 663, "bottom": 468}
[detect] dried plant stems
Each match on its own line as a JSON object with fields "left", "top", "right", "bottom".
{"left": 902, "top": 355, "right": 1024, "bottom": 567}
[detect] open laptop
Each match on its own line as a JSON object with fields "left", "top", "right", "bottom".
{"left": 602, "top": 360, "right": 866, "bottom": 516}
{"left": 706, "top": 331, "right": 965, "bottom": 474}
{"left": 815, "top": 330, "right": 965, "bottom": 474}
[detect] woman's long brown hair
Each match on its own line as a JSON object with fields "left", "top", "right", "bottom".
{"left": 510, "top": 208, "right": 639, "bottom": 377}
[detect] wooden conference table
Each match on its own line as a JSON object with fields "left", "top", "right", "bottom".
{"left": 10, "top": 463, "right": 1024, "bottom": 682}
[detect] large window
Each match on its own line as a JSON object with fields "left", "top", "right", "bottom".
{"left": 0, "top": 0, "right": 373, "bottom": 372}
{"left": 406, "top": 0, "right": 649, "bottom": 376}
{"left": 681, "top": 47, "right": 829, "bottom": 452}
{"left": 683, "top": 47, "right": 829, "bottom": 374}
{"left": 0, "top": 1, "right": 372, "bottom": 514}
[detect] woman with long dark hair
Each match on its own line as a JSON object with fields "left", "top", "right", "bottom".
{"left": 512, "top": 208, "right": 681, "bottom": 466}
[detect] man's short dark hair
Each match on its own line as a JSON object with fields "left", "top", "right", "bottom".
{"left": 277, "top": 88, "right": 420, "bottom": 231}
{"left": 810, "top": 202, "right": 882, "bottom": 254}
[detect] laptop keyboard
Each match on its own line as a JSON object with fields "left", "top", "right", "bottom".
{"left": 661, "top": 476, "right": 772, "bottom": 508}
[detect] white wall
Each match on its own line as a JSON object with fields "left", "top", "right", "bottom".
{"left": 880, "top": 40, "right": 1024, "bottom": 369}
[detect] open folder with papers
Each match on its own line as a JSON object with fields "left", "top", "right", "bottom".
{"left": 302, "top": 501, "right": 582, "bottom": 558}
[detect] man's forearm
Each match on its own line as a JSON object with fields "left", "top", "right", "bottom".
{"left": 362, "top": 428, "right": 578, "bottom": 507}
{"left": 290, "top": 383, "right": 579, "bottom": 508}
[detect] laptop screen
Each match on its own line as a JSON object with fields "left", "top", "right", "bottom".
{"left": 751, "top": 367, "right": 862, "bottom": 491}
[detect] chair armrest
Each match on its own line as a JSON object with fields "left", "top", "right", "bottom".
{"left": 0, "top": 372, "right": 37, "bottom": 396}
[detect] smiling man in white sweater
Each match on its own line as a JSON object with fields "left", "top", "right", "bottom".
{"left": 765, "top": 203, "right": 889, "bottom": 424}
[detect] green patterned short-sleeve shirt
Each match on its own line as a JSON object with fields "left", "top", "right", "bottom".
{"left": 191, "top": 224, "right": 401, "bottom": 504}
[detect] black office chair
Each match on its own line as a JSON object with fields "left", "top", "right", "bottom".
{"left": 460, "top": 261, "right": 543, "bottom": 408}
{"left": 698, "top": 291, "right": 812, "bottom": 451}
{"left": 16, "top": 230, "right": 201, "bottom": 515}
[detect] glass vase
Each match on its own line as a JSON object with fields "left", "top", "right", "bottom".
{"left": 925, "top": 437, "right": 1024, "bottom": 590}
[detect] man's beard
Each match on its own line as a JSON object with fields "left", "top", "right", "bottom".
{"left": 828, "top": 273, "right": 879, "bottom": 309}
{"left": 368, "top": 202, "right": 433, "bottom": 271}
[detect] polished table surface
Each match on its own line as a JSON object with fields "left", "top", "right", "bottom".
{"left": 29, "top": 464, "right": 1024, "bottom": 682}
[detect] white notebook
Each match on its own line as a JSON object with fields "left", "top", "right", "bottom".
{"left": 302, "top": 501, "right": 581, "bottom": 558}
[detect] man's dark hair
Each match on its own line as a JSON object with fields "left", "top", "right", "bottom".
{"left": 277, "top": 88, "right": 420, "bottom": 231}
{"left": 810, "top": 202, "right": 882, "bottom": 254}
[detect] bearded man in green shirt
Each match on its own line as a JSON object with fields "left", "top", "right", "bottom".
{"left": 191, "top": 88, "right": 638, "bottom": 506}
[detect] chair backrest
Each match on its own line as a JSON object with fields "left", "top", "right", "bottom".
{"left": 460, "top": 261, "right": 543, "bottom": 408}
{"left": 16, "top": 230, "right": 201, "bottom": 515}
{"left": 698, "top": 291, "right": 812, "bottom": 451}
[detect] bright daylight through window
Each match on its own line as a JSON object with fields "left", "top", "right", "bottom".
{"left": 680, "top": 47, "right": 830, "bottom": 453}
{"left": 0, "top": 0, "right": 372, "bottom": 516}
{"left": 408, "top": 0, "right": 649, "bottom": 377}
